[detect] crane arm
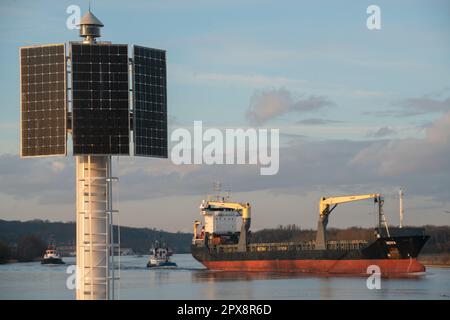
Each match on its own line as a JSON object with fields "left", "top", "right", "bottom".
{"left": 315, "top": 193, "right": 383, "bottom": 250}
{"left": 319, "top": 194, "right": 381, "bottom": 217}
{"left": 203, "top": 201, "right": 248, "bottom": 211}
{"left": 201, "top": 201, "right": 251, "bottom": 219}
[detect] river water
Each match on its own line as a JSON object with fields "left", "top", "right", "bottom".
{"left": 0, "top": 254, "right": 449, "bottom": 300}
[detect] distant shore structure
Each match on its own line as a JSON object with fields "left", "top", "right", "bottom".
{"left": 19, "top": 8, "right": 168, "bottom": 299}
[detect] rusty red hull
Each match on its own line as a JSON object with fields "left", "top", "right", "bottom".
{"left": 192, "top": 231, "right": 430, "bottom": 275}
{"left": 201, "top": 258, "right": 426, "bottom": 275}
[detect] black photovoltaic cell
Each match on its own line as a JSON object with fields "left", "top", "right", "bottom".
{"left": 71, "top": 43, "right": 129, "bottom": 155}
{"left": 20, "top": 44, "right": 67, "bottom": 157}
{"left": 133, "top": 45, "right": 167, "bottom": 157}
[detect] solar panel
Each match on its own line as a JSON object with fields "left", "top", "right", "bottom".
{"left": 20, "top": 44, "right": 67, "bottom": 157}
{"left": 133, "top": 45, "right": 168, "bottom": 158}
{"left": 71, "top": 43, "right": 130, "bottom": 155}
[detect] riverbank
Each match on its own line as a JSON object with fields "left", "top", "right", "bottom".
{"left": 3, "top": 255, "right": 449, "bottom": 267}
{"left": 419, "top": 253, "right": 450, "bottom": 266}
{"left": 0, "top": 258, "right": 41, "bottom": 265}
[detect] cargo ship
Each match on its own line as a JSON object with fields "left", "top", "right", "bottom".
{"left": 191, "top": 192, "right": 429, "bottom": 275}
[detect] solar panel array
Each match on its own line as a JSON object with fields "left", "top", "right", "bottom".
{"left": 133, "top": 45, "right": 168, "bottom": 158}
{"left": 71, "top": 43, "right": 130, "bottom": 155}
{"left": 20, "top": 44, "right": 67, "bottom": 157}
{"left": 20, "top": 42, "right": 169, "bottom": 158}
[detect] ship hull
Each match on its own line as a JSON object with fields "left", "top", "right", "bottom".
{"left": 147, "top": 261, "right": 177, "bottom": 268}
{"left": 192, "top": 234, "right": 429, "bottom": 275}
{"left": 200, "top": 258, "right": 425, "bottom": 275}
{"left": 41, "top": 258, "right": 65, "bottom": 265}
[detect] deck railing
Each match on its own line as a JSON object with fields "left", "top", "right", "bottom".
{"left": 211, "top": 239, "right": 369, "bottom": 253}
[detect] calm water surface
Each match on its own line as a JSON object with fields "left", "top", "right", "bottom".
{"left": 0, "top": 254, "right": 449, "bottom": 300}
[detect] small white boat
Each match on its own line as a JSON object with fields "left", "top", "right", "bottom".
{"left": 41, "top": 244, "right": 65, "bottom": 265}
{"left": 146, "top": 241, "right": 177, "bottom": 268}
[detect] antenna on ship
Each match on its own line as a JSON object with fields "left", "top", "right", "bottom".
{"left": 399, "top": 188, "right": 404, "bottom": 228}
{"left": 224, "top": 189, "right": 231, "bottom": 202}
{"left": 213, "top": 181, "right": 222, "bottom": 201}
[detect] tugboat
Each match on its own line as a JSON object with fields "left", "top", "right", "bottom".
{"left": 41, "top": 240, "right": 65, "bottom": 265}
{"left": 146, "top": 241, "right": 177, "bottom": 268}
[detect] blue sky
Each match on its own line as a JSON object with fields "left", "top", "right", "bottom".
{"left": 0, "top": 0, "right": 449, "bottom": 231}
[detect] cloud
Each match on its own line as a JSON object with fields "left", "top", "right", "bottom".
{"left": 169, "top": 64, "right": 306, "bottom": 88}
{"left": 0, "top": 154, "right": 74, "bottom": 204}
{"left": 364, "top": 90, "right": 450, "bottom": 118}
{"left": 352, "top": 111, "right": 450, "bottom": 176}
{"left": 296, "top": 118, "right": 344, "bottom": 125}
{"left": 51, "top": 161, "right": 66, "bottom": 172}
{"left": 397, "top": 96, "right": 450, "bottom": 116}
{"left": 101, "top": 111, "right": 450, "bottom": 205}
{"left": 245, "top": 88, "right": 334, "bottom": 125}
{"left": 365, "top": 126, "right": 397, "bottom": 138}
{"left": 1, "top": 113, "right": 449, "bottom": 214}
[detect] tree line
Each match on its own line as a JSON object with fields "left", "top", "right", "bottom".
{"left": 0, "top": 219, "right": 192, "bottom": 263}
{"left": 1, "top": 219, "right": 449, "bottom": 263}
{"left": 0, "top": 235, "right": 47, "bottom": 263}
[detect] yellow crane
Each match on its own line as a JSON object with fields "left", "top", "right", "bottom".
{"left": 201, "top": 201, "right": 251, "bottom": 223}
{"left": 200, "top": 200, "right": 251, "bottom": 252}
{"left": 315, "top": 194, "right": 383, "bottom": 250}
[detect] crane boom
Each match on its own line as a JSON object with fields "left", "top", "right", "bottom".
{"left": 320, "top": 194, "right": 381, "bottom": 217}
{"left": 316, "top": 193, "right": 383, "bottom": 250}
{"left": 201, "top": 201, "right": 251, "bottom": 220}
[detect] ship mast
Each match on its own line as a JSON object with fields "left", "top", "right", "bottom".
{"left": 399, "top": 188, "right": 404, "bottom": 228}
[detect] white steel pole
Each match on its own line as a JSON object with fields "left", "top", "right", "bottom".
{"left": 76, "top": 155, "right": 110, "bottom": 300}
{"left": 107, "top": 155, "right": 115, "bottom": 300}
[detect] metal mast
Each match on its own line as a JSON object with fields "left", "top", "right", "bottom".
{"left": 75, "top": 11, "right": 117, "bottom": 300}
{"left": 19, "top": 9, "right": 168, "bottom": 300}
{"left": 76, "top": 156, "right": 116, "bottom": 299}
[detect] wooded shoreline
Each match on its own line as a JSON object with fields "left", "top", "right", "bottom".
{"left": 1, "top": 220, "right": 449, "bottom": 265}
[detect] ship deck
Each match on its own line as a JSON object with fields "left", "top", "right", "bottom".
{"left": 194, "top": 239, "right": 370, "bottom": 254}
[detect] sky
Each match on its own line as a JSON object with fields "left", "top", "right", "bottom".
{"left": 0, "top": 0, "right": 449, "bottom": 232}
